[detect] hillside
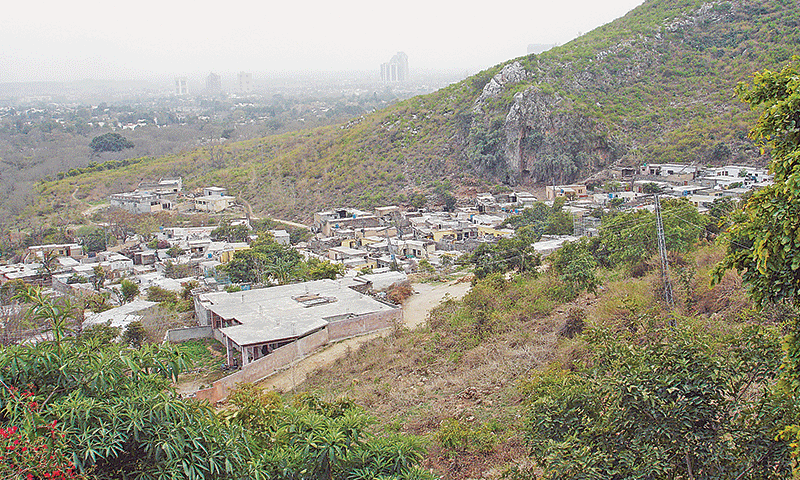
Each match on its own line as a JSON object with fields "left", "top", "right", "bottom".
{"left": 26, "top": 0, "right": 800, "bottom": 225}
{"left": 288, "top": 243, "right": 779, "bottom": 479}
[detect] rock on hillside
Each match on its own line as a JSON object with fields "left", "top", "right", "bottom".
{"left": 463, "top": 0, "right": 798, "bottom": 185}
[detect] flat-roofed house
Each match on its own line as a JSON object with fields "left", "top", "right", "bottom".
{"left": 195, "top": 279, "right": 400, "bottom": 366}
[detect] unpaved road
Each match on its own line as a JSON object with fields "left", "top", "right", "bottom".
{"left": 257, "top": 280, "right": 472, "bottom": 392}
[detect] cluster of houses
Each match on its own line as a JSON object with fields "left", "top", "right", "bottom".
{"left": 110, "top": 178, "right": 237, "bottom": 214}
{"left": 0, "top": 161, "right": 771, "bottom": 396}
{"left": 603, "top": 163, "right": 772, "bottom": 209}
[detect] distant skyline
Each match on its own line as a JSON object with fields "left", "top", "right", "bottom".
{"left": 1, "top": 0, "right": 645, "bottom": 83}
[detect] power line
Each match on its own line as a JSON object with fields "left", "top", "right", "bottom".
{"left": 654, "top": 195, "right": 675, "bottom": 314}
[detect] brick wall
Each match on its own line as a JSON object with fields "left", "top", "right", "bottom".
{"left": 191, "top": 307, "right": 401, "bottom": 404}
{"left": 327, "top": 308, "right": 401, "bottom": 341}
{"left": 164, "top": 326, "right": 214, "bottom": 343}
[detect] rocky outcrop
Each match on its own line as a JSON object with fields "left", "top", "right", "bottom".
{"left": 465, "top": 1, "right": 756, "bottom": 185}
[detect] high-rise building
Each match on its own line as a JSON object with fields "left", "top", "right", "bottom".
{"left": 175, "top": 77, "right": 189, "bottom": 96}
{"left": 380, "top": 52, "right": 409, "bottom": 83}
{"left": 205, "top": 72, "right": 222, "bottom": 95}
{"left": 238, "top": 71, "right": 253, "bottom": 93}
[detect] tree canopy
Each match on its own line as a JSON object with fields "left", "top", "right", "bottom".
{"left": 0, "top": 287, "right": 430, "bottom": 479}
{"left": 89, "top": 132, "right": 134, "bottom": 154}
{"left": 594, "top": 199, "right": 707, "bottom": 267}
{"left": 523, "top": 324, "right": 791, "bottom": 479}
{"left": 221, "top": 235, "right": 342, "bottom": 286}
{"left": 716, "top": 60, "right": 800, "bottom": 305}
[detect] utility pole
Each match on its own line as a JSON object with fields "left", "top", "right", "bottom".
{"left": 654, "top": 194, "right": 675, "bottom": 315}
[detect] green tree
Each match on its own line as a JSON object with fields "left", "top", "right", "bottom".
{"left": 410, "top": 193, "right": 428, "bottom": 209}
{"left": 146, "top": 285, "right": 179, "bottom": 304}
{"left": 166, "top": 244, "right": 184, "bottom": 258}
{"left": 76, "top": 225, "right": 107, "bottom": 254}
{"left": 597, "top": 199, "right": 707, "bottom": 267}
{"left": 211, "top": 219, "right": 250, "bottom": 242}
{"left": 716, "top": 61, "right": 800, "bottom": 305}
{"left": 641, "top": 182, "right": 662, "bottom": 194}
{"left": 302, "top": 258, "right": 345, "bottom": 280}
{"left": 469, "top": 225, "right": 541, "bottom": 279}
{"left": 501, "top": 200, "right": 573, "bottom": 236}
{"left": 119, "top": 278, "right": 139, "bottom": 303}
{"left": 36, "top": 249, "right": 59, "bottom": 280}
{"left": 713, "top": 61, "right": 800, "bottom": 469}
{"left": 91, "top": 265, "right": 107, "bottom": 292}
{"left": 550, "top": 239, "right": 598, "bottom": 295}
{"left": 221, "top": 236, "right": 304, "bottom": 285}
{"left": 89, "top": 132, "right": 134, "bottom": 154}
{"left": 122, "top": 320, "right": 146, "bottom": 348}
{"left": 523, "top": 324, "right": 792, "bottom": 479}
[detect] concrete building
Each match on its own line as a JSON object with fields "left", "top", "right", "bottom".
{"left": 83, "top": 300, "right": 158, "bottom": 331}
{"left": 138, "top": 178, "right": 183, "bottom": 196}
{"left": 175, "top": 77, "right": 188, "bottom": 96}
{"left": 238, "top": 72, "right": 253, "bottom": 93}
{"left": 24, "top": 243, "right": 82, "bottom": 263}
{"left": 195, "top": 195, "right": 235, "bottom": 213}
{"left": 110, "top": 191, "right": 173, "bottom": 214}
{"left": 313, "top": 208, "right": 381, "bottom": 236}
{"left": 194, "top": 186, "right": 236, "bottom": 213}
{"left": 380, "top": 52, "right": 409, "bottom": 83}
{"left": 195, "top": 279, "right": 399, "bottom": 366}
{"left": 269, "top": 230, "right": 291, "bottom": 246}
{"left": 545, "top": 184, "right": 589, "bottom": 201}
{"left": 640, "top": 163, "right": 698, "bottom": 179}
{"left": 703, "top": 165, "right": 773, "bottom": 187}
{"left": 205, "top": 72, "right": 222, "bottom": 95}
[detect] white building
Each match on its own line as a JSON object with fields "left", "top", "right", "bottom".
{"left": 110, "top": 191, "right": 173, "bottom": 214}
{"left": 195, "top": 187, "right": 236, "bottom": 213}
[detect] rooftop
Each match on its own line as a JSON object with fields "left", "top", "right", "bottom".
{"left": 199, "top": 279, "right": 396, "bottom": 346}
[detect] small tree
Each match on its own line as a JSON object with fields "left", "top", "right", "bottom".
{"left": 122, "top": 321, "right": 146, "bottom": 348}
{"left": 91, "top": 265, "right": 107, "bottom": 292}
{"left": 551, "top": 239, "right": 599, "bottom": 296}
{"left": 119, "top": 278, "right": 139, "bottom": 303}
{"left": 166, "top": 245, "right": 184, "bottom": 258}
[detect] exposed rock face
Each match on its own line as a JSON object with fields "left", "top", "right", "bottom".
{"left": 463, "top": 0, "right": 752, "bottom": 186}
{"left": 474, "top": 62, "right": 529, "bottom": 110}
{"left": 503, "top": 87, "right": 562, "bottom": 182}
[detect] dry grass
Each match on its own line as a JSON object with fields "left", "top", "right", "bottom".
{"left": 293, "top": 243, "right": 763, "bottom": 479}
{"left": 299, "top": 273, "right": 588, "bottom": 479}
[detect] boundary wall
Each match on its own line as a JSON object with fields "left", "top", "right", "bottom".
{"left": 192, "top": 307, "right": 401, "bottom": 404}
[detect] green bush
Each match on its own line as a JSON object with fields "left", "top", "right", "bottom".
{"left": 436, "top": 418, "right": 499, "bottom": 454}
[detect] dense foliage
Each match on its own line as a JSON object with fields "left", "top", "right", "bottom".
{"left": 523, "top": 323, "right": 792, "bottom": 479}
{"left": 716, "top": 60, "right": 800, "bottom": 305}
{"left": 0, "top": 289, "right": 432, "bottom": 479}
{"left": 220, "top": 235, "right": 343, "bottom": 286}
{"left": 89, "top": 133, "right": 134, "bottom": 154}
{"left": 593, "top": 199, "right": 708, "bottom": 267}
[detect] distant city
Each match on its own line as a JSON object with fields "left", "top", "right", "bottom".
{"left": 0, "top": 51, "right": 474, "bottom": 107}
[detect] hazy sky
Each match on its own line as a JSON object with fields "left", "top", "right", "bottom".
{"left": 1, "top": 0, "right": 645, "bottom": 83}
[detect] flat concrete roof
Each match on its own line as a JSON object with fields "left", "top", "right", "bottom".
{"left": 83, "top": 300, "right": 157, "bottom": 329}
{"left": 199, "top": 279, "right": 396, "bottom": 346}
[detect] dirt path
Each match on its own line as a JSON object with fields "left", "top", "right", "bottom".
{"left": 240, "top": 198, "right": 310, "bottom": 230}
{"left": 257, "top": 279, "right": 472, "bottom": 392}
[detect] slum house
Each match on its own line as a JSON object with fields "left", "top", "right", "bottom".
{"left": 194, "top": 279, "right": 399, "bottom": 366}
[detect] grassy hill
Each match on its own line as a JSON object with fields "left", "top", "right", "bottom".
{"left": 289, "top": 243, "right": 774, "bottom": 479}
{"left": 24, "top": 0, "right": 800, "bottom": 226}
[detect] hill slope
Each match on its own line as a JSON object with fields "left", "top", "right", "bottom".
{"left": 28, "top": 0, "right": 800, "bottom": 224}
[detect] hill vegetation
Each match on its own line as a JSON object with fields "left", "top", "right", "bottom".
{"left": 21, "top": 0, "right": 800, "bottom": 228}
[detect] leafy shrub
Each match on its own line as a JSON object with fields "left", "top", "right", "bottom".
{"left": 436, "top": 418, "right": 499, "bottom": 454}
